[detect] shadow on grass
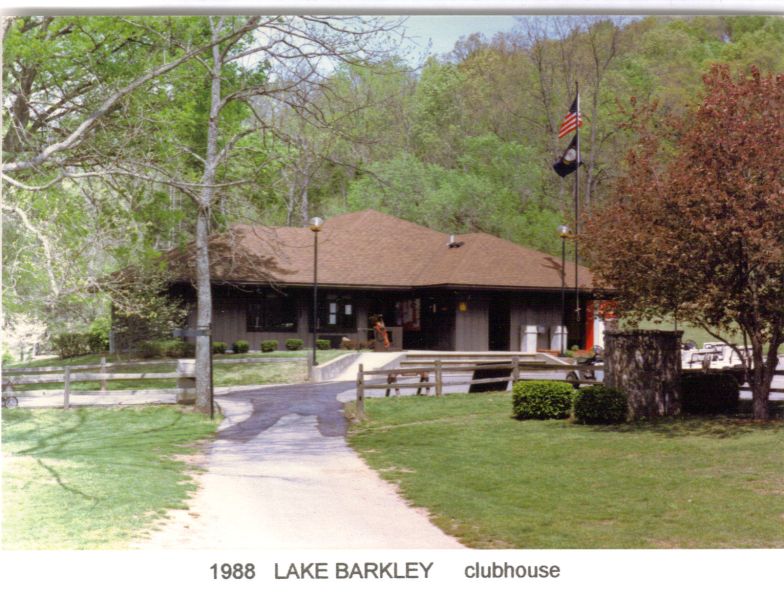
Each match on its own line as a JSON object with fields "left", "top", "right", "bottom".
{"left": 586, "top": 415, "right": 784, "bottom": 439}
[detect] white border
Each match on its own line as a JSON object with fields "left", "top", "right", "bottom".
{"left": 1, "top": 1, "right": 783, "bottom": 16}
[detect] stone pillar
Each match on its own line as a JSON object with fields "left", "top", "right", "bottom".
{"left": 604, "top": 330, "right": 682, "bottom": 419}
{"left": 176, "top": 359, "right": 196, "bottom": 405}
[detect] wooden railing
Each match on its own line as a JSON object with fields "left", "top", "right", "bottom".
{"left": 2, "top": 354, "right": 310, "bottom": 408}
{"left": 354, "top": 358, "right": 600, "bottom": 419}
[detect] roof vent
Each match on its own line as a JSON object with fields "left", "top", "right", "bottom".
{"left": 447, "top": 234, "right": 464, "bottom": 249}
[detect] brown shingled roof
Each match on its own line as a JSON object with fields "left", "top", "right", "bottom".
{"left": 167, "top": 209, "right": 594, "bottom": 291}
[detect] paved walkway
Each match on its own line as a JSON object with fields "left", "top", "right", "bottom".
{"left": 135, "top": 382, "right": 463, "bottom": 549}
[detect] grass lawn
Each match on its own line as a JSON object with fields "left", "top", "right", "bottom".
{"left": 2, "top": 406, "right": 218, "bottom": 549}
{"left": 8, "top": 349, "right": 352, "bottom": 392}
{"left": 349, "top": 392, "right": 784, "bottom": 549}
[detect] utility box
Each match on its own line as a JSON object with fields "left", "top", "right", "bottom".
{"left": 176, "top": 359, "right": 196, "bottom": 405}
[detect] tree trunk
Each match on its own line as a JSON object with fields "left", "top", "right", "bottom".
{"left": 193, "top": 19, "right": 223, "bottom": 410}
{"left": 300, "top": 177, "right": 310, "bottom": 226}
{"left": 749, "top": 339, "right": 774, "bottom": 420}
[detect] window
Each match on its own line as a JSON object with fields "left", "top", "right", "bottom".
{"left": 246, "top": 293, "right": 297, "bottom": 332}
{"left": 318, "top": 294, "right": 355, "bottom": 331}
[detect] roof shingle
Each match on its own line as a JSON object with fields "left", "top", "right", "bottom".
{"left": 167, "top": 209, "right": 594, "bottom": 290}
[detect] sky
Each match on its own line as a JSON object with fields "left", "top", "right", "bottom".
{"left": 400, "top": 15, "right": 520, "bottom": 57}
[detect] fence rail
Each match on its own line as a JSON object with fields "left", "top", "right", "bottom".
{"left": 2, "top": 354, "right": 310, "bottom": 408}
{"left": 2, "top": 355, "right": 307, "bottom": 375}
{"left": 354, "top": 358, "right": 599, "bottom": 420}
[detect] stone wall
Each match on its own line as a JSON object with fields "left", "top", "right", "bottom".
{"left": 604, "top": 330, "right": 682, "bottom": 419}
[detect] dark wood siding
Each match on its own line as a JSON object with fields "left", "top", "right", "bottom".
{"left": 510, "top": 291, "right": 588, "bottom": 351}
{"left": 454, "top": 295, "right": 489, "bottom": 351}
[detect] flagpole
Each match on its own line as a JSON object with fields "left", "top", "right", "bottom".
{"left": 574, "top": 81, "right": 581, "bottom": 334}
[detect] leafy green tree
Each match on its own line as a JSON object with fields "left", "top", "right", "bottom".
{"left": 584, "top": 65, "right": 784, "bottom": 419}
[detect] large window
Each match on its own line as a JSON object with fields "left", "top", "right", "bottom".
{"left": 246, "top": 292, "right": 297, "bottom": 332}
{"left": 318, "top": 294, "right": 355, "bottom": 331}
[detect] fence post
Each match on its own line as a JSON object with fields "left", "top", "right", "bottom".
{"left": 100, "top": 357, "right": 107, "bottom": 393}
{"left": 512, "top": 355, "right": 520, "bottom": 383}
{"left": 307, "top": 350, "right": 314, "bottom": 382}
{"left": 356, "top": 363, "right": 365, "bottom": 420}
{"left": 63, "top": 366, "right": 71, "bottom": 409}
{"left": 435, "top": 359, "right": 443, "bottom": 397}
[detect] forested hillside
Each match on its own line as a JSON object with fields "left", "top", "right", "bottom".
{"left": 3, "top": 15, "right": 783, "bottom": 351}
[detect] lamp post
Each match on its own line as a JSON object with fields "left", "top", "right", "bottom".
{"left": 309, "top": 216, "right": 324, "bottom": 367}
{"left": 557, "top": 224, "right": 572, "bottom": 356}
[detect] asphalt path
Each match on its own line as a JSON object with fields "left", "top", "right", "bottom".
{"left": 135, "top": 382, "right": 463, "bottom": 550}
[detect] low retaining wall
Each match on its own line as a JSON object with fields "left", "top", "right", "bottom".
{"left": 310, "top": 352, "right": 360, "bottom": 382}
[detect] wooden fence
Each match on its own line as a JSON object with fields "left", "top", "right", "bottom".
{"left": 2, "top": 355, "right": 310, "bottom": 408}
{"left": 354, "top": 360, "right": 784, "bottom": 420}
{"left": 354, "top": 358, "right": 600, "bottom": 420}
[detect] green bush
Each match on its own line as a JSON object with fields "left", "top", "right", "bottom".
{"left": 233, "top": 340, "right": 250, "bottom": 354}
{"left": 512, "top": 381, "right": 574, "bottom": 420}
{"left": 681, "top": 372, "right": 740, "bottom": 415}
{"left": 260, "top": 340, "right": 278, "bottom": 353}
{"left": 212, "top": 341, "right": 227, "bottom": 354}
{"left": 573, "top": 386, "right": 628, "bottom": 424}
{"left": 285, "top": 338, "right": 304, "bottom": 351}
{"left": 316, "top": 338, "right": 331, "bottom": 350}
{"left": 52, "top": 333, "right": 97, "bottom": 358}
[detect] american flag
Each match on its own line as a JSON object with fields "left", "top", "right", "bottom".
{"left": 558, "top": 96, "right": 583, "bottom": 139}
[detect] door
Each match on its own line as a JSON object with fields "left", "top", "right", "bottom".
{"left": 488, "top": 296, "right": 511, "bottom": 351}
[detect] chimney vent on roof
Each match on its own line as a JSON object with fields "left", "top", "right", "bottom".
{"left": 447, "top": 234, "right": 464, "bottom": 249}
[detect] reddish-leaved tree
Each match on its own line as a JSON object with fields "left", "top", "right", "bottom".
{"left": 584, "top": 65, "right": 784, "bottom": 419}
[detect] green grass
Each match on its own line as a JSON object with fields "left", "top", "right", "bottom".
{"left": 630, "top": 319, "right": 743, "bottom": 348}
{"left": 349, "top": 392, "right": 784, "bottom": 549}
{"left": 2, "top": 406, "right": 218, "bottom": 549}
{"left": 7, "top": 349, "right": 352, "bottom": 391}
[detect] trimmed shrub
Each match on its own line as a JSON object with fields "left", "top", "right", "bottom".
{"left": 233, "top": 340, "right": 250, "bottom": 354}
{"left": 316, "top": 338, "right": 331, "bottom": 350}
{"left": 285, "top": 338, "right": 304, "bottom": 351}
{"left": 680, "top": 372, "right": 740, "bottom": 415}
{"left": 260, "top": 340, "right": 278, "bottom": 353}
{"left": 512, "top": 381, "right": 574, "bottom": 420}
{"left": 574, "top": 386, "right": 628, "bottom": 424}
{"left": 212, "top": 341, "right": 227, "bottom": 354}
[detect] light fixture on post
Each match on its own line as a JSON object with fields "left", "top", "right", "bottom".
{"left": 557, "top": 224, "right": 572, "bottom": 356}
{"left": 309, "top": 216, "right": 324, "bottom": 367}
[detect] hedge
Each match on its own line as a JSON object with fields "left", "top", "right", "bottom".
{"left": 285, "top": 338, "right": 304, "bottom": 351}
{"left": 680, "top": 372, "right": 740, "bottom": 415}
{"left": 261, "top": 340, "right": 278, "bottom": 353}
{"left": 573, "top": 386, "right": 628, "bottom": 424}
{"left": 512, "top": 381, "right": 574, "bottom": 420}
{"left": 233, "top": 340, "right": 250, "bottom": 354}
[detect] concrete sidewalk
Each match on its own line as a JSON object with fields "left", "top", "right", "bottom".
{"left": 135, "top": 382, "right": 463, "bottom": 549}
